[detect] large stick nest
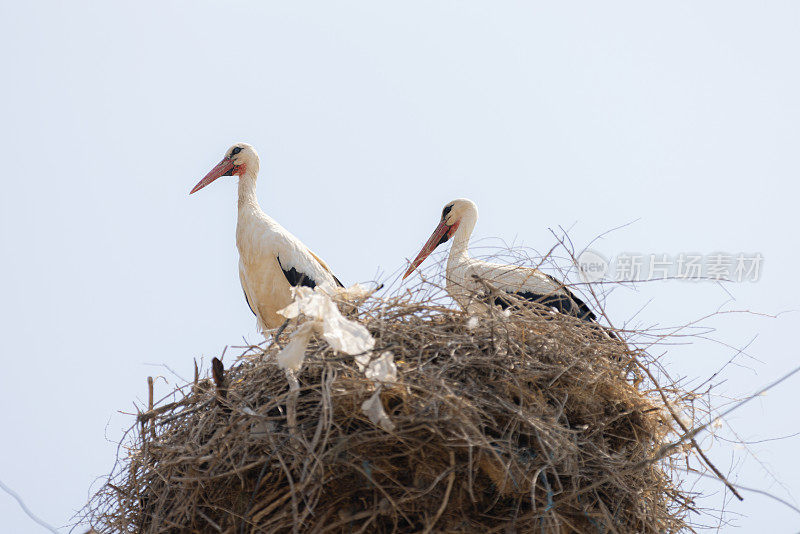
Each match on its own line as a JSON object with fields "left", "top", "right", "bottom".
{"left": 84, "top": 287, "right": 694, "bottom": 533}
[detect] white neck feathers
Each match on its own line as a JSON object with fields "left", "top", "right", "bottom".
{"left": 237, "top": 169, "right": 259, "bottom": 210}
{"left": 448, "top": 210, "right": 477, "bottom": 266}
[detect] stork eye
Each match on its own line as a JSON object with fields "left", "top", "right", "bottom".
{"left": 441, "top": 205, "right": 453, "bottom": 220}
{"left": 231, "top": 147, "right": 242, "bottom": 156}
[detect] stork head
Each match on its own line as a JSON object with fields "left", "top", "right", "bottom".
{"left": 402, "top": 198, "right": 478, "bottom": 279}
{"left": 190, "top": 143, "right": 260, "bottom": 194}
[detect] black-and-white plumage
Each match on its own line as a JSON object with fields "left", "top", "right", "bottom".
{"left": 191, "top": 143, "right": 344, "bottom": 331}
{"left": 403, "top": 198, "right": 609, "bottom": 331}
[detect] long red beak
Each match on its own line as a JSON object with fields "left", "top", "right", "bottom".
{"left": 190, "top": 158, "right": 235, "bottom": 194}
{"left": 402, "top": 220, "right": 458, "bottom": 279}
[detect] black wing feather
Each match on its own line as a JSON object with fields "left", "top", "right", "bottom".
{"left": 476, "top": 273, "right": 617, "bottom": 340}
{"left": 242, "top": 285, "right": 257, "bottom": 316}
{"left": 541, "top": 274, "right": 596, "bottom": 320}
{"left": 276, "top": 256, "right": 317, "bottom": 289}
{"left": 490, "top": 274, "right": 596, "bottom": 322}
{"left": 493, "top": 290, "right": 596, "bottom": 321}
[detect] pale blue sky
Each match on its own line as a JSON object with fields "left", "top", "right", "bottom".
{"left": 1, "top": 1, "right": 799, "bottom": 531}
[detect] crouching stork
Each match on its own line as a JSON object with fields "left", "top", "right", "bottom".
{"left": 403, "top": 198, "right": 615, "bottom": 337}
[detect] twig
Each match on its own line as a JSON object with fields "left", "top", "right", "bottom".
{"left": 644, "top": 363, "right": 800, "bottom": 469}
{"left": 137, "top": 395, "right": 197, "bottom": 424}
{"left": 678, "top": 467, "right": 800, "bottom": 516}
{"left": 633, "top": 360, "right": 748, "bottom": 500}
{"left": 147, "top": 376, "right": 155, "bottom": 440}
{"left": 0, "top": 477, "right": 59, "bottom": 534}
{"left": 197, "top": 509, "right": 223, "bottom": 532}
{"left": 422, "top": 451, "right": 456, "bottom": 534}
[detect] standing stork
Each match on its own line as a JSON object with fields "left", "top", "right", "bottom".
{"left": 402, "top": 198, "right": 609, "bottom": 330}
{"left": 190, "top": 143, "right": 344, "bottom": 331}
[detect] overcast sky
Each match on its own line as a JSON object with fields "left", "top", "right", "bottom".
{"left": 1, "top": 1, "right": 799, "bottom": 532}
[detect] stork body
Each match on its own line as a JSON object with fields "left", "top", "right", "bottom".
{"left": 404, "top": 199, "right": 598, "bottom": 323}
{"left": 191, "top": 143, "right": 343, "bottom": 331}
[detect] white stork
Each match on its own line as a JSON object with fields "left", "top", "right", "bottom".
{"left": 402, "top": 198, "right": 608, "bottom": 330}
{"left": 190, "top": 143, "right": 344, "bottom": 331}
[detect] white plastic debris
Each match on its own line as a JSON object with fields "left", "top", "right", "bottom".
{"left": 365, "top": 352, "right": 397, "bottom": 383}
{"left": 276, "top": 322, "right": 318, "bottom": 371}
{"left": 278, "top": 286, "right": 333, "bottom": 320}
{"left": 361, "top": 388, "right": 395, "bottom": 432}
{"left": 277, "top": 285, "right": 397, "bottom": 432}
{"left": 360, "top": 352, "right": 397, "bottom": 431}
{"left": 321, "top": 312, "right": 375, "bottom": 354}
{"left": 354, "top": 351, "right": 372, "bottom": 372}
{"left": 278, "top": 286, "right": 375, "bottom": 356}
